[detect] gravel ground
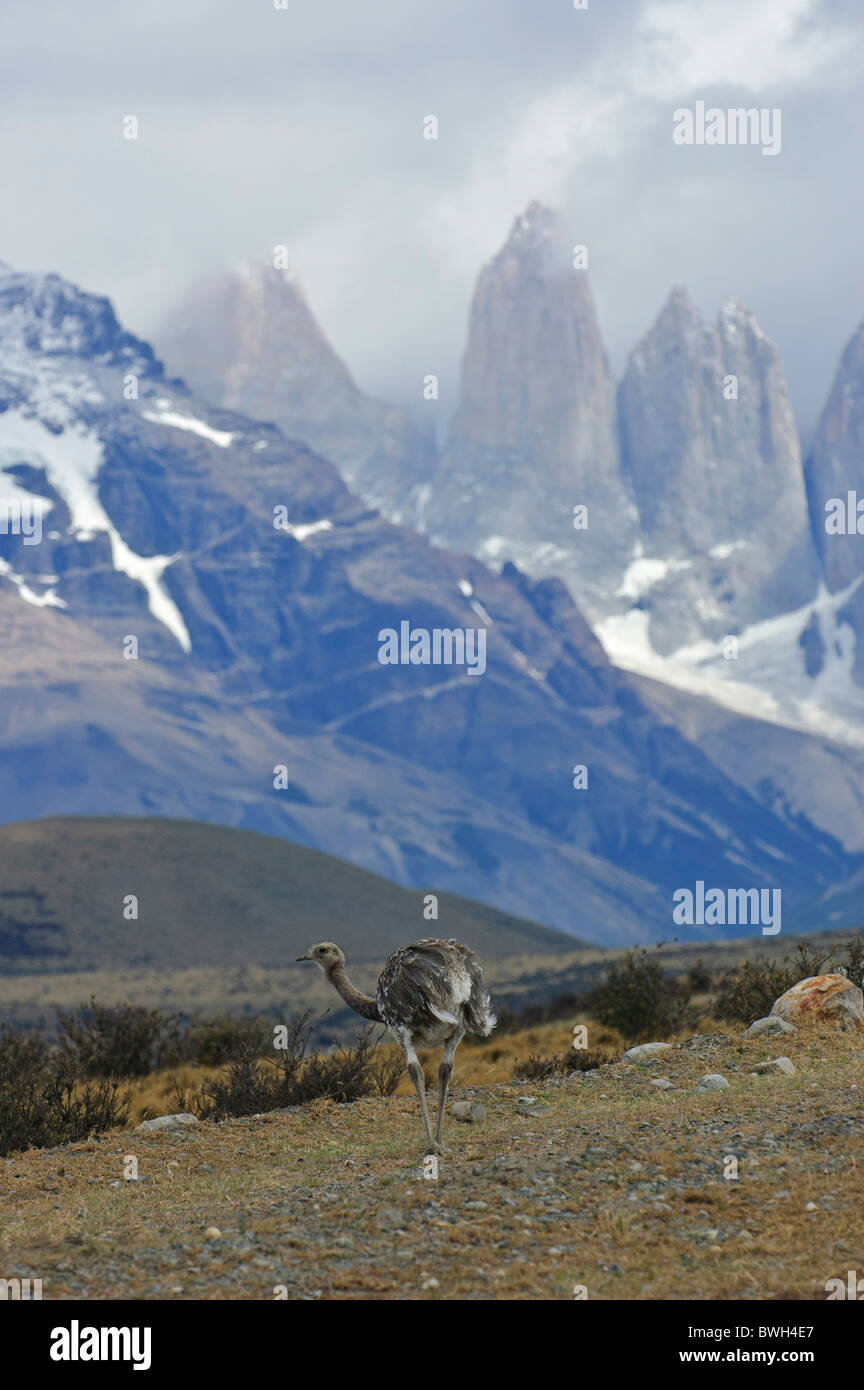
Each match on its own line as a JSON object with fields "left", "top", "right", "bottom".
{"left": 2, "top": 1022, "right": 864, "bottom": 1300}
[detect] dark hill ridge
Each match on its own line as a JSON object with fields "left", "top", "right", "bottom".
{"left": 0, "top": 816, "right": 579, "bottom": 974}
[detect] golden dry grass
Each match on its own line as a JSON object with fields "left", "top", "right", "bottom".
{"left": 123, "top": 1017, "right": 605, "bottom": 1119}
{"left": 120, "top": 1009, "right": 729, "bottom": 1117}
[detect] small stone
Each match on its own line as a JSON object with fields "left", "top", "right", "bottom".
{"left": 451, "top": 1101, "right": 486, "bottom": 1124}
{"left": 203, "top": 1226, "right": 222, "bottom": 1239}
{"left": 376, "top": 1207, "right": 407, "bottom": 1231}
{"left": 743, "top": 1016, "right": 797, "bottom": 1037}
{"left": 622, "top": 1042, "right": 673, "bottom": 1063}
{"left": 752, "top": 1057, "right": 796, "bottom": 1076}
{"left": 650, "top": 1078, "right": 674, "bottom": 1090}
{"left": 805, "top": 1201, "right": 818, "bottom": 1212}
{"left": 134, "top": 1113, "right": 199, "bottom": 1135}
{"left": 697, "top": 1074, "right": 729, "bottom": 1091}
{"left": 516, "top": 1100, "right": 552, "bottom": 1117}
{"left": 464, "top": 1200, "right": 489, "bottom": 1210}
{"left": 420, "top": 1277, "right": 439, "bottom": 1291}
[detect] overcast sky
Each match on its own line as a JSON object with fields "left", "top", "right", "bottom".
{"left": 2, "top": 0, "right": 862, "bottom": 441}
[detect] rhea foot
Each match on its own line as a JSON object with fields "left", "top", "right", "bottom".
{"left": 422, "top": 1141, "right": 450, "bottom": 1158}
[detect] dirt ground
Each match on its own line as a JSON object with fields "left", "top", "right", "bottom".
{"left": 2, "top": 1019, "right": 863, "bottom": 1300}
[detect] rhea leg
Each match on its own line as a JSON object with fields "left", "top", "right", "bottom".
{"left": 435, "top": 1029, "right": 463, "bottom": 1152}
{"left": 406, "top": 1050, "right": 439, "bottom": 1155}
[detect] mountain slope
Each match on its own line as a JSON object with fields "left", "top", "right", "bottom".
{"left": 804, "top": 317, "right": 864, "bottom": 686}
{"left": 147, "top": 223, "right": 864, "bottom": 905}
{"left": 632, "top": 670, "right": 864, "bottom": 855}
{"left": 806, "top": 318, "right": 864, "bottom": 594}
{"left": 0, "top": 263, "right": 854, "bottom": 944}
{"left": 154, "top": 263, "right": 433, "bottom": 521}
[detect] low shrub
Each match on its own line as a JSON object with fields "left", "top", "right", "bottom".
{"left": 0, "top": 1026, "right": 129, "bottom": 1157}
{"left": 57, "top": 998, "right": 186, "bottom": 1078}
{"left": 181, "top": 1015, "right": 403, "bottom": 1121}
{"left": 183, "top": 1013, "right": 275, "bottom": 1067}
{"left": 584, "top": 948, "right": 692, "bottom": 1041}
{"left": 513, "top": 1046, "right": 617, "bottom": 1082}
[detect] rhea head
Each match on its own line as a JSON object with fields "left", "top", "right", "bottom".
{"left": 296, "top": 941, "right": 345, "bottom": 976}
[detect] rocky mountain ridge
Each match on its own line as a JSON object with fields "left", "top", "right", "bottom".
{"left": 153, "top": 209, "right": 864, "bottom": 735}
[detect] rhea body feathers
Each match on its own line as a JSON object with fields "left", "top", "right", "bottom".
{"left": 377, "top": 938, "right": 496, "bottom": 1047}
{"left": 297, "top": 937, "right": 496, "bottom": 1155}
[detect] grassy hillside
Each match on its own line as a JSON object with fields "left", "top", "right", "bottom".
{"left": 0, "top": 816, "right": 579, "bottom": 977}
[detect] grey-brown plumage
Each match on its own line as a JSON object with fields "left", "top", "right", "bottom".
{"left": 297, "top": 937, "right": 496, "bottom": 1155}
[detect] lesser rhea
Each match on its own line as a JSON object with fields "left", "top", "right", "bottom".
{"left": 297, "top": 937, "right": 495, "bottom": 1155}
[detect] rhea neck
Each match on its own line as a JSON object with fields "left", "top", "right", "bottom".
{"left": 326, "top": 960, "right": 381, "bottom": 1021}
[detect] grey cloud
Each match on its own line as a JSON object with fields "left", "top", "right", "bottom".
{"left": 1, "top": 0, "right": 862, "bottom": 441}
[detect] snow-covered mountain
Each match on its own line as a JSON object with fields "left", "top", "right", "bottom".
{"left": 600, "top": 309, "right": 864, "bottom": 752}
{"left": 412, "top": 208, "right": 864, "bottom": 759}
{"left": 144, "top": 208, "right": 864, "bottom": 868}
{"left": 0, "top": 262, "right": 852, "bottom": 945}
{"left": 156, "top": 263, "right": 434, "bottom": 520}
{"left": 804, "top": 318, "right": 864, "bottom": 689}
{"left": 420, "top": 203, "right": 637, "bottom": 612}
{"left": 152, "top": 213, "right": 864, "bottom": 749}
{"left": 599, "top": 296, "right": 864, "bottom": 751}
{"left": 617, "top": 286, "right": 819, "bottom": 652}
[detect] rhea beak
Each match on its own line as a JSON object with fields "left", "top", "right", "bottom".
{"left": 296, "top": 954, "right": 311, "bottom": 962}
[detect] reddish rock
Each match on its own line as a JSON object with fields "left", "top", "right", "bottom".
{"left": 770, "top": 974, "right": 864, "bottom": 1029}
